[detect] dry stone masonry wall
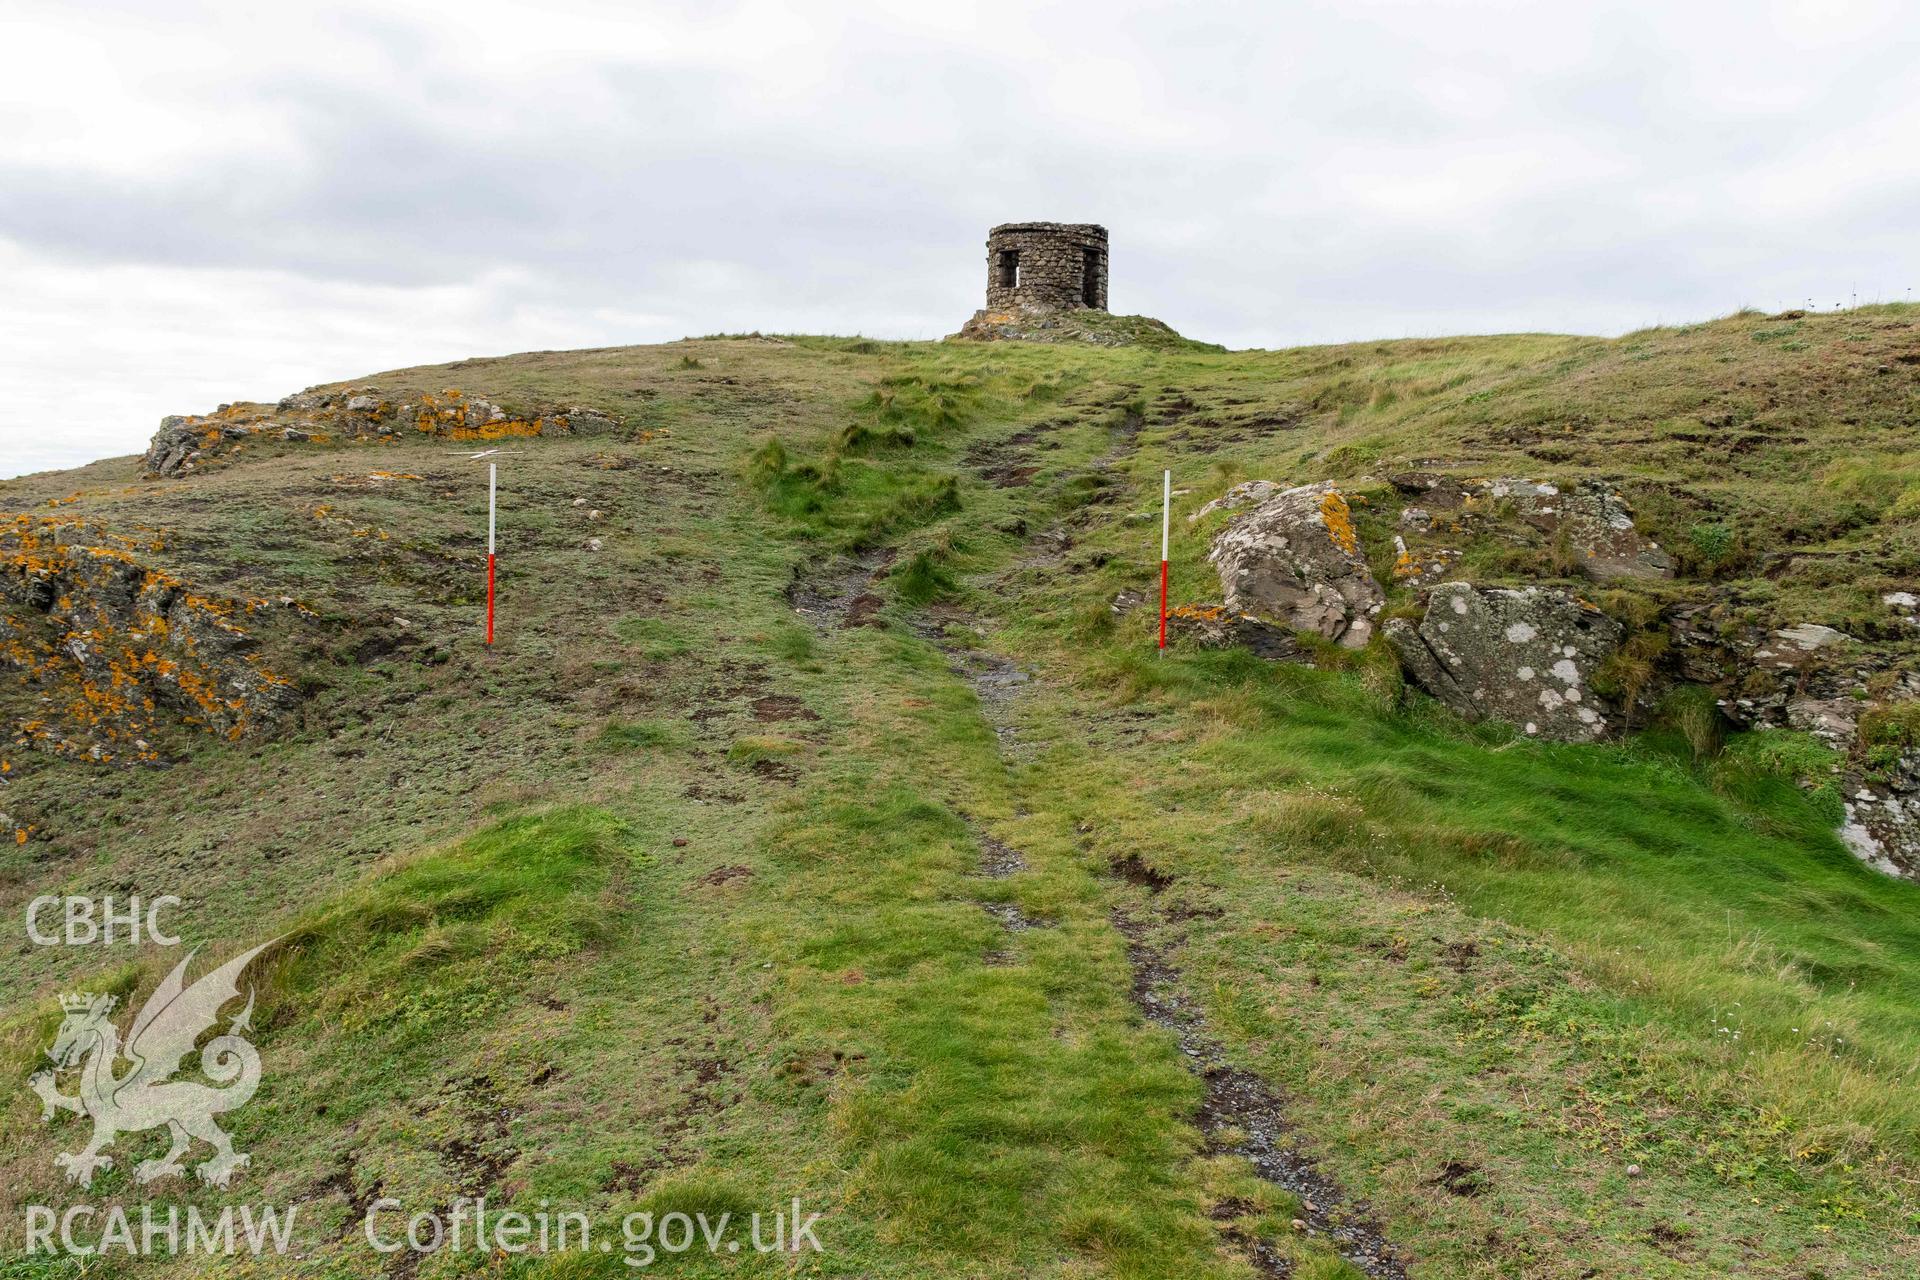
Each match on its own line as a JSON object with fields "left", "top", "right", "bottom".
{"left": 984, "top": 222, "right": 1108, "bottom": 312}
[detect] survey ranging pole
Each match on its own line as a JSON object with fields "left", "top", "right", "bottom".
{"left": 1159, "top": 469, "right": 1170, "bottom": 652}
{"left": 467, "top": 449, "right": 520, "bottom": 645}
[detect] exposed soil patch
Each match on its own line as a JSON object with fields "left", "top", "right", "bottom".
{"left": 749, "top": 758, "right": 798, "bottom": 784}
{"left": 1429, "top": 1159, "right": 1487, "bottom": 1197}
{"left": 952, "top": 650, "right": 1029, "bottom": 748}
{"left": 310, "top": 1155, "right": 386, "bottom": 1240}
{"left": 842, "top": 592, "right": 886, "bottom": 629}
{"left": 696, "top": 863, "right": 754, "bottom": 887}
{"left": 605, "top": 1157, "right": 664, "bottom": 1194}
{"left": 787, "top": 550, "right": 893, "bottom": 631}
{"left": 1111, "top": 852, "right": 1173, "bottom": 892}
{"left": 964, "top": 420, "right": 1067, "bottom": 488}
{"left": 432, "top": 1074, "right": 521, "bottom": 1192}
{"left": 965, "top": 823, "right": 1044, "bottom": 959}
{"left": 979, "top": 833, "right": 1027, "bottom": 876}
{"left": 980, "top": 900, "right": 1044, "bottom": 933}
{"left": 750, "top": 694, "right": 819, "bottom": 722}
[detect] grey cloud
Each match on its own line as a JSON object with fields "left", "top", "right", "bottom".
{"left": 4, "top": 0, "right": 1920, "bottom": 477}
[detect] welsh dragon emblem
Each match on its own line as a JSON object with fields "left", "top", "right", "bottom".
{"left": 30, "top": 941, "right": 278, "bottom": 1189}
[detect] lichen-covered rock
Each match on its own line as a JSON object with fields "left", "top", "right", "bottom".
{"left": 1388, "top": 534, "right": 1460, "bottom": 587}
{"left": 144, "top": 387, "right": 627, "bottom": 476}
{"left": 0, "top": 515, "right": 301, "bottom": 762}
{"left": 1190, "top": 480, "right": 1281, "bottom": 524}
{"left": 1208, "top": 482, "right": 1383, "bottom": 649}
{"left": 1388, "top": 473, "right": 1672, "bottom": 581}
{"left": 1164, "top": 604, "right": 1310, "bottom": 663}
{"left": 1842, "top": 756, "right": 1920, "bottom": 880}
{"left": 1385, "top": 582, "right": 1622, "bottom": 740}
{"left": 1756, "top": 623, "right": 1852, "bottom": 666}
{"left": 1768, "top": 686, "right": 1920, "bottom": 881}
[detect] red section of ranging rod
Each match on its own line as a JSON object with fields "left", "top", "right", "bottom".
{"left": 486, "top": 554, "right": 496, "bottom": 645}
{"left": 1158, "top": 559, "right": 1168, "bottom": 649}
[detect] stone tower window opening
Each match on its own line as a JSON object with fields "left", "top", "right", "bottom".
{"left": 996, "top": 249, "right": 1020, "bottom": 291}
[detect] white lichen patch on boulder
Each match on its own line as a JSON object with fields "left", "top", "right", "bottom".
{"left": 1207, "top": 481, "right": 1384, "bottom": 649}
{"left": 1754, "top": 623, "right": 1853, "bottom": 667}
{"left": 1385, "top": 582, "right": 1623, "bottom": 741}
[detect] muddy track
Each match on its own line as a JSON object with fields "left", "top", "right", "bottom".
{"left": 786, "top": 547, "right": 895, "bottom": 632}
{"left": 956, "top": 408, "right": 1411, "bottom": 1279}
{"left": 785, "top": 549, "right": 1043, "bottom": 947}
{"left": 780, "top": 404, "right": 1409, "bottom": 1276}
{"left": 1115, "top": 908, "right": 1409, "bottom": 1279}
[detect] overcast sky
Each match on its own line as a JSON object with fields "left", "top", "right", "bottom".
{"left": 4, "top": 0, "right": 1918, "bottom": 478}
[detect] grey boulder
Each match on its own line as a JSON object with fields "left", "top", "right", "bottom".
{"left": 1385, "top": 582, "right": 1622, "bottom": 741}
{"left": 1208, "top": 481, "right": 1383, "bottom": 649}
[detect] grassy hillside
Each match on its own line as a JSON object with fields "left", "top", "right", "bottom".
{"left": 1, "top": 308, "right": 1917, "bottom": 1278}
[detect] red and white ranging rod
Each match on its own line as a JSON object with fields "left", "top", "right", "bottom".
{"left": 1158, "top": 468, "right": 1170, "bottom": 652}
{"left": 467, "top": 449, "right": 521, "bottom": 646}
{"left": 487, "top": 461, "right": 496, "bottom": 645}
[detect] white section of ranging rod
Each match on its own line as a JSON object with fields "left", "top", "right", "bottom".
{"left": 1162, "top": 469, "right": 1170, "bottom": 561}
{"left": 488, "top": 462, "right": 497, "bottom": 555}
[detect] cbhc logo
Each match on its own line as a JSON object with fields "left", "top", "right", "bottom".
{"left": 26, "top": 896, "right": 182, "bottom": 946}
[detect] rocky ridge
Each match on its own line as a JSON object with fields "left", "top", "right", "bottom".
{"left": 1189, "top": 476, "right": 1920, "bottom": 877}
{"left": 144, "top": 387, "right": 624, "bottom": 477}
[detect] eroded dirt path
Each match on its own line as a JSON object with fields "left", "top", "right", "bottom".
{"left": 952, "top": 413, "right": 1412, "bottom": 1279}
{"left": 1115, "top": 904, "right": 1409, "bottom": 1279}
{"left": 782, "top": 404, "right": 1411, "bottom": 1277}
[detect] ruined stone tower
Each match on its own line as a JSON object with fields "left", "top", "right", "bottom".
{"left": 984, "top": 222, "right": 1108, "bottom": 312}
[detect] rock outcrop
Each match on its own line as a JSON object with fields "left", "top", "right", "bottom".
{"left": 1842, "top": 757, "right": 1920, "bottom": 880}
{"left": 1190, "top": 479, "right": 1281, "bottom": 524}
{"left": 1164, "top": 604, "right": 1310, "bottom": 662}
{"left": 144, "top": 388, "right": 625, "bottom": 477}
{"left": 950, "top": 304, "right": 1218, "bottom": 351}
{"left": 1208, "top": 482, "right": 1383, "bottom": 649}
{"left": 0, "top": 515, "right": 301, "bottom": 761}
{"left": 1385, "top": 583, "right": 1622, "bottom": 741}
{"left": 1389, "top": 473, "right": 1673, "bottom": 581}
{"left": 1764, "top": 675, "right": 1920, "bottom": 879}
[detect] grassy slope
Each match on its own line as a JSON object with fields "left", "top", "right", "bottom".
{"left": 0, "top": 309, "right": 1915, "bottom": 1277}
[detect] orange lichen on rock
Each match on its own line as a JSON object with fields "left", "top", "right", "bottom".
{"left": 1318, "top": 487, "right": 1359, "bottom": 555}
{"left": 145, "top": 384, "right": 624, "bottom": 477}
{"left": 1, "top": 514, "right": 299, "bottom": 764}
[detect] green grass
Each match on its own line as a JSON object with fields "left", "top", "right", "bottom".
{"left": 3, "top": 310, "right": 1920, "bottom": 1275}
{"left": 598, "top": 718, "right": 688, "bottom": 751}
